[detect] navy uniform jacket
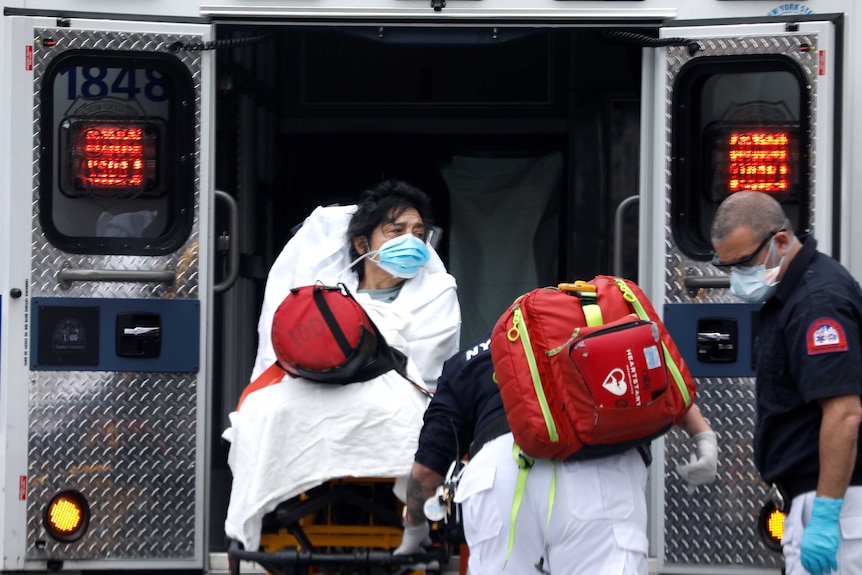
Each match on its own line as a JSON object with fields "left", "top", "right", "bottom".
{"left": 413, "top": 333, "right": 505, "bottom": 476}
{"left": 755, "top": 235, "right": 862, "bottom": 490}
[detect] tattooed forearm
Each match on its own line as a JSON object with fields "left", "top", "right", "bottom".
{"left": 405, "top": 475, "right": 429, "bottom": 525}
{"left": 404, "top": 463, "right": 445, "bottom": 525}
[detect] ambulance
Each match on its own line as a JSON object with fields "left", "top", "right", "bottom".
{"left": 0, "top": 0, "right": 858, "bottom": 573}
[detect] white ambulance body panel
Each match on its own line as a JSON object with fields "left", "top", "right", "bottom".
{"left": 0, "top": 0, "right": 851, "bottom": 21}
{"left": 1, "top": 12, "right": 214, "bottom": 572}
{"left": 1, "top": 1, "right": 860, "bottom": 573}
{"left": 643, "top": 18, "right": 840, "bottom": 574}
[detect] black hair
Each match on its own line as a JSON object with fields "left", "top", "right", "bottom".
{"left": 346, "top": 179, "right": 433, "bottom": 280}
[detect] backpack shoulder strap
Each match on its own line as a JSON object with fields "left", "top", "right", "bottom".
{"left": 505, "top": 444, "right": 556, "bottom": 571}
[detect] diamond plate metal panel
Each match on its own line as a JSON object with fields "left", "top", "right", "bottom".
{"left": 663, "top": 378, "right": 777, "bottom": 566}
{"left": 661, "top": 34, "right": 820, "bottom": 569}
{"left": 663, "top": 34, "right": 819, "bottom": 305}
{"left": 27, "top": 29, "right": 203, "bottom": 560}
{"left": 27, "top": 372, "right": 197, "bottom": 559}
{"left": 30, "top": 29, "right": 202, "bottom": 301}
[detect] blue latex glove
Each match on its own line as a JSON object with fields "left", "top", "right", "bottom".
{"left": 801, "top": 497, "right": 843, "bottom": 575}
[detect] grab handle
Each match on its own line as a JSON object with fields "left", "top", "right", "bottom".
{"left": 58, "top": 263, "right": 175, "bottom": 288}
{"left": 214, "top": 189, "right": 240, "bottom": 294}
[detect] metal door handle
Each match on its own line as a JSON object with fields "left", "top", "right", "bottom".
{"left": 683, "top": 275, "right": 730, "bottom": 289}
{"left": 58, "top": 263, "right": 175, "bottom": 288}
{"left": 697, "top": 331, "right": 731, "bottom": 342}
{"left": 123, "top": 326, "right": 161, "bottom": 337}
{"left": 214, "top": 189, "right": 240, "bottom": 294}
{"left": 613, "top": 195, "right": 639, "bottom": 277}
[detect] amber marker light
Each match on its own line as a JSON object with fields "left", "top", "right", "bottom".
{"left": 44, "top": 490, "right": 90, "bottom": 543}
{"left": 757, "top": 500, "right": 785, "bottom": 552}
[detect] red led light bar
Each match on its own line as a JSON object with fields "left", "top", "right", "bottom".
{"left": 66, "top": 121, "right": 158, "bottom": 196}
{"left": 728, "top": 131, "right": 791, "bottom": 194}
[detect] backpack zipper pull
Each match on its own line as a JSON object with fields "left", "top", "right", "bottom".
{"left": 509, "top": 306, "right": 523, "bottom": 342}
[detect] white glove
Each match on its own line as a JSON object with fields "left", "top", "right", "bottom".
{"left": 393, "top": 521, "right": 431, "bottom": 556}
{"left": 675, "top": 430, "right": 718, "bottom": 494}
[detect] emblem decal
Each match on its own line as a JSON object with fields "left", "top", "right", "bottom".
{"left": 767, "top": 4, "right": 814, "bottom": 16}
{"left": 602, "top": 368, "right": 628, "bottom": 396}
{"left": 806, "top": 317, "right": 848, "bottom": 355}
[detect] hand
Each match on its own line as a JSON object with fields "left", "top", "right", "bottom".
{"left": 675, "top": 430, "right": 718, "bottom": 494}
{"left": 393, "top": 521, "right": 431, "bottom": 556}
{"left": 801, "top": 497, "right": 842, "bottom": 575}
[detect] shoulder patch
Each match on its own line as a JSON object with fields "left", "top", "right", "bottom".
{"left": 806, "top": 318, "right": 849, "bottom": 355}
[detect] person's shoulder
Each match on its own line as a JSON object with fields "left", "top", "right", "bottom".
{"left": 442, "top": 333, "right": 492, "bottom": 375}
{"left": 807, "top": 251, "right": 861, "bottom": 296}
{"left": 404, "top": 263, "right": 457, "bottom": 297}
{"left": 420, "top": 268, "right": 458, "bottom": 290}
{"left": 301, "top": 204, "right": 357, "bottom": 230}
{"left": 279, "top": 204, "right": 357, "bottom": 249}
{"left": 310, "top": 204, "right": 357, "bottom": 217}
{"left": 788, "top": 251, "right": 862, "bottom": 327}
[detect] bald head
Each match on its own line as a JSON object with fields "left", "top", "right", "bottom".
{"left": 711, "top": 192, "right": 787, "bottom": 243}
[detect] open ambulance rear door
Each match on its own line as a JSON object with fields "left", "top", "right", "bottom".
{"left": 0, "top": 12, "right": 213, "bottom": 571}
{"left": 643, "top": 16, "right": 840, "bottom": 574}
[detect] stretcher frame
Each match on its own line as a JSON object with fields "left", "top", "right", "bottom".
{"left": 227, "top": 478, "right": 450, "bottom": 575}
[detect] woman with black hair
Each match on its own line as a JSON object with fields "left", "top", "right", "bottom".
{"left": 225, "top": 179, "right": 461, "bottom": 553}
{"left": 249, "top": 178, "right": 461, "bottom": 391}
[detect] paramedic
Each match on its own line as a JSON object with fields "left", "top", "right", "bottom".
{"left": 711, "top": 191, "right": 862, "bottom": 575}
{"left": 395, "top": 332, "right": 718, "bottom": 574}
{"left": 249, "top": 178, "right": 461, "bottom": 391}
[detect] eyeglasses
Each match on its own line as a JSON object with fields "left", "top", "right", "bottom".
{"left": 711, "top": 226, "right": 786, "bottom": 269}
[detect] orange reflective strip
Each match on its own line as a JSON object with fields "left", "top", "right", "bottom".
{"left": 236, "top": 363, "right": 287, "bottom": 411}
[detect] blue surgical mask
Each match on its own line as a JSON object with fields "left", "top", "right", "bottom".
{"left": 729, "top": 237, "right": 795, "bottom": 303}
{"left": 369, "top": 234, "right": 430, "bottom": 279}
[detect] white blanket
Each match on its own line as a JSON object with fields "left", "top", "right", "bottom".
{"left": 223, "top": 361, "right": 429, "bottom": 551}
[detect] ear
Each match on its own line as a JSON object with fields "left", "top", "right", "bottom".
{"left": 774, "top": 229, "right": 793, "bottom": 250}
{"left": 353, "top": 236, "right": 368, "bottom": 255}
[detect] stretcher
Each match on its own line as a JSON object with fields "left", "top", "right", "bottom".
{"left": 224, "top": 230, "right": 461, "bottom": 574}
{"left": 227, "top": 478, "right": 451, "bottom": 575}
{"left": 223, "top": 343, "right": 449, "bottom": 574}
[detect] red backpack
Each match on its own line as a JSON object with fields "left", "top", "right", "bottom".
{"left": 490, "top": 276, "right": 696, "bottom": 461}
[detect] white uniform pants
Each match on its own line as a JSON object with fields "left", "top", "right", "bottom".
{"left": 455, "top": 432, "right": 649, "bottom": 575}
{"left": 783, "top": 486, "right": 862, "bottom": 574}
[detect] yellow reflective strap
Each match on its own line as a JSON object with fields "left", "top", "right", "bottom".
{"left": 613, "top": 278, "right": 650, "bottom": 321}
{"left": 505, "top": 443, "right": 533, "bottom": 568}
{"left": 546, "top": 460, "right": 556, "bottom": 536}
{"left": 513, "top": 306, "right": 559, "bottom": 443}
{"left": 662, "top": 342, "right": 690, "bottom": 406}
{"left": 613, "top": 278, "right": 692, "bottom": 407}
{"left": 582, "top": 300, "right": 603, "bottom": 328}
{"left": 504, "top": 446, "right": 556, "bottom": 571}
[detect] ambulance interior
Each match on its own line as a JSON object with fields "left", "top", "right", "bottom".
{"left": 209, "top": 24, "right": 644, "bottom": 557}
